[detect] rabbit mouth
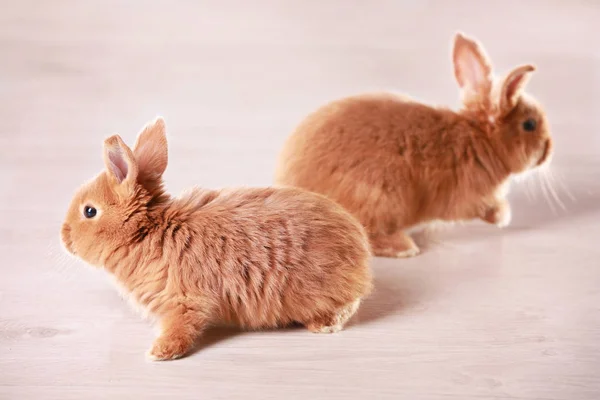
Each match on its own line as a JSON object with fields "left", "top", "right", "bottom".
{"left": 536, "top": 139, "right": 552, "bottom": 167}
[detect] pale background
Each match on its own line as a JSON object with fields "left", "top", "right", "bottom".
{"left": 1, "top": 1, "right": 599, "bottom": 399}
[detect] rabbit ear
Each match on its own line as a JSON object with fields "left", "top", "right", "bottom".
{"left": 499, "top": 64, "right": 536, "bottom": 113}
{"left": 103, "top": 135, "right": 138, "bottom": 186}
{"left": 132, "top": 117, "right": 168, "bottom": 183}
{"left": 453, "top": 33, "right": 493, "bottom": 100}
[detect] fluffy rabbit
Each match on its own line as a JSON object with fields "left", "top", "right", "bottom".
{"left": 275, "top": 33, "right": 553, "bottom": 258}
{"left": 61, "top": 118, "right": 372, "bottom": 360}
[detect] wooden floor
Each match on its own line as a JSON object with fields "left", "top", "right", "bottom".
{"left": 1, "top": 1, "right": 599, "bottom": 399}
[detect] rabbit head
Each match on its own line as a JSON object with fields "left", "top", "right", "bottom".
{"left": 61, "top": 118, "right": 168, "bottom": 266}
{"left": 453, "top": 33, "right": 553, "bottom": 175}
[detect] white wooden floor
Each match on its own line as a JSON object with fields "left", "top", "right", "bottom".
{"left": 1, "top": 1, "right": 599, "bottom": 399}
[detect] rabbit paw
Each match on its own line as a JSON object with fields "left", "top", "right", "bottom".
{"left": 308, "top": 323, "right": 343, "bottom": 333}
{"left": 306, "top": 299, "right": 361, "bottom": 333}
{"left": 146, "top": 335, "right": 191, "bottom": 361}
{"left": 393, "top": 247, "right": 421, "bottom": 258}
{"left": 483, "top": 201, "right": 511, "bottom": 228}
{"left": 370, "top": 231, "right": 420, "bottom": 258}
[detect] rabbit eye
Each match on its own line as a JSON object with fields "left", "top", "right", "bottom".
{"left": 522, "top": 119, "right": 537, "bottom": 132}
{"left": 83, "top": 206, "right": 97, "bottom": 219}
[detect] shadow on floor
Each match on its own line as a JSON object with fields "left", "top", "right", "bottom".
{"left": 186, "top": 326, "right": 242, "bottom": 358}
{"left": 354, "top": 258, "right": 435, "bottom": 327}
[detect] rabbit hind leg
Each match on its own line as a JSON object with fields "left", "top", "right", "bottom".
{"left": 369, "top": 230, "right": 420, "bottom": 258}
{"left": 306, "top": 299, "right": 361, "bottom": 334}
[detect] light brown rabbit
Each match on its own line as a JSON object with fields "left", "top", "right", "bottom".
{"left": 275, "top": 33, "right": 553, "bottom": 258}
{"left": 61, "top": 117, "right": 372, "bottom": 361}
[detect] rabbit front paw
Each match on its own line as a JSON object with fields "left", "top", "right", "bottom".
{"left": 146, "top": 334, "right": 193, "bottom": 361}
{"left": 482, "top": 201, "right": 511, "bottom": 228}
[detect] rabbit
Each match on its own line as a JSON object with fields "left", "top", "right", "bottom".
{"left": 60, "top": 117, "right": 372, "bottom": 361}
{"left": 275, "top": 32, "right": 553, "bottom": 258}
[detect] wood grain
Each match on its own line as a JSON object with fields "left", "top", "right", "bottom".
{"left": 1, "top": 1, "right": 599, "bottom": 399}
